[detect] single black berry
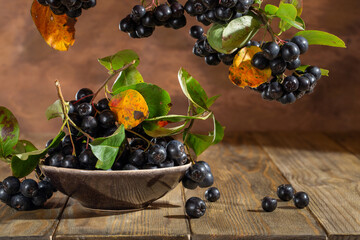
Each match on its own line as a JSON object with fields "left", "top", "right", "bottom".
{"left": 189, "top": 25, "right": 204, "bottom": 39}
{"left": 158, "top": 160, "right": 175, "bottom": 168}
{"left": 205, "top": 54, "right": 221, "bottom": 65}
{"left": 62, "top": 155, "right": 79, "bottom": 168}
{"left": 168, "top": 15, "right": 187, "bottom": 29}
{"left": 147, "top": 144, "right": 167, "bottom": 164}
{"left": 202, "top": 0, "right": 218, "bottom": 9}
{"left": 79, "top": 149, "right": 97, "bottom": 169}
{"left": 182, "top": 175, "right": 198, "bottom": 189}
{"left": 291, "top": 36, "right": 309, "bottom": 54}
{"left": 214, "top": 6, "right": 233, "bottom": 21}
{"left": 119, "top": 16, "right": 135, "bottom": 33}
{"left": 220, "top": 0, "right": 238, "bottom": 8}
{"left": 38, "top": 180, "right": 54, "bottom": 199}
{"left": 251, "top": 52, "right": 269, "bottom": 70}
{"left": 20, "top": 179, "right": 38, "bottom": 198}
{"left": 262, "top": 42, "right": 280, "bottom": 60}
{"left": 154, "top": 4, "right": 172, "bottom": 22}
{"left": 97, "top": 110, "right": 116, "bottom": 128}
{"left": 205, "top": 187, "right": 220, "bottom": 202}
{"left": 281, "top": 42, "right": 300, "bottom": 62}
{"left": 2, "top": 176, "right": 20, "bottom": 195}
{"left": 268, "top": 81, "right": 284, "bottom": 100}
{"left": 81, "top": 116, "right": 98, "bottom": 134}
{"left": 48, "top": 153, "right": 64, "bottom": 167}
{"left": 262, "top": 196, "right": 277, "bottom": 212}
{"left": 286, "top": 57, "right": 301, "bottom": 70}
{"left": 278, "top": 92, "right": 296, "bottom": 104}
{"left": 75, "top": 88, "right": 93, "bottom": 103}
{"left": 185, "top": 197, "right": 206, "bottom": 218}
{"left": 82, "top": 0, "right": 96, "bottom": 10}
{"left": 10, "top": 194, "right": 33, "bottom": 211}
{"left": 305, "top": 66, "right": 322, "bottom": 80}
{"left": 269, "top": 57, "right": 287, "bottom": 75}
{"left": 297, "top": 75, "right": 311, "bottom": 91}
{"left": 277, "top": 184, "right": 295, "bottom": 201}
{"left": 0, "top": 186, "right": 11, "bottom": 204}
{"left": 282, "top": 76, "right": 299, "bottom": 92}
{"left": 128, "top": 149, "right": 146, "bottom": 167}
{"left": 187, "top": 162, "right": 208, "bottom": 183}
{"left": 131, "top": 5, "right": 147, "bottom": 21}
{"left": 199, "top": 172, "right": 214, "bottom": 188}
{"left": 135, "top": 25, "right": 154, "bottom": 38}
{"left": 170, "top": 2, "right": 184, "bottom": 18}
{"left": 32, "top": 189, "right": 47, "bottom": 207}
{"left": 77, "top": 102, "right": 94, "bottom": 117}
{"left": 293, "top": 191, "right": 309, "bottom": 208}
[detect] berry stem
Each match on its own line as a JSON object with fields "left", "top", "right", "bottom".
{"left": 251, "top": 8, "right": 277, "bottom": 42}
{"left": 125, "top": 129, "right": 154, "bottom": 151}
{"left": 55, "top": 80, "right": 95, "bottom": 142}
{"left": 91, "top": 60, "right": 136, "bottom": 105}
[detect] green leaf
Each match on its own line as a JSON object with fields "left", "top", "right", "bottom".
{"left": 91, "top": 125, "right": 125, "bottom": 170}
{"left": 222, "top": 15, "right": 261, "bottom": 51}
{"left": 280, "top": 0, "right": 303, "bottom": 16}
{"left": 295, "top": 16, "right": 305, "bottom": 29}
{"left": 11, "top": 131, "right": 65, "bottom": 178}
{"left": 207, "top": 23, "right": 232, "bottom": 54}
{"left": 254, "top": 0, "right": 262, "bottom": 7}
{"left": 178, "top": 68, "right": 209, "bottom": 110}
{"left": 294, "top": 30, "right": 346, "bottom": 48}
{"left": 112, "top": 66, "right": 144, "bottom": 92}
{"left": 46, "top": 100, "right": 65, "bottom": 120}
{"left": 0, "top": 106, "right": 19, "bottom": 158}
{"left": 144, "top": 121, "right": 189, "bottom": 137}
{"left": 12, "top": 140, "right": 37, "bottom": 155}
{"left": 98, "top": 50, "right": 140, "bottom": 72}
{"left": 113, "top": 83, "right": 171, "bottom": 119}
{"left": 206, "top": 95, "right": 220, "bottom": 109}
{"left": 279, "top": 17, "right": 304, "bottom": 31}
{"left": 264, "top": 4, "right": 278, "bottom": 15}
{"left": 296, "top": 65, "right": 329, "bottom": 76}
{"left": 276, "top": 3, "right": 301, "bottom": 31}
{"left": 184, "top": 116, "right": 225, "bottom": 156}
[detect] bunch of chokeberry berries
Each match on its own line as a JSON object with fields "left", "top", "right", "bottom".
{"left": 37, "top": 0, "right": 96, "bottom": 18}
{"left": 250, "top": 36, "right": 322, "bottom": 104}
{"left": 184, "top": 0, "right": 253, "bottom": 26}
{"left": 189, "top": 25, "right": 240, "bottom": 66}
{"left": 261, "top": 184, "right": 310, "bottom": 212}
{"left": 44, "top": 87, "right": 190, "bottom": 170}
{"left": 119, "top": 1, "right": 186, "bottom": 39}
{"left": 182, "top": 161, "right": 221, "bottom": 218}
{"left": 0, "top": 176, "right": 56, "bottom": 211}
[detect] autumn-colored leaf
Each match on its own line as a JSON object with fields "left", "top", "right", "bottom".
{"left": 229, "top": 46, "right": 271, "bottom": 88}
{"left": 31, "top": 0, "right": 76, "bottom": 51}
{"left": 109, "top": 89, "right": 149, "bottom": 130}
{"left": 157, "top": 121, "right": 169, "bottom": 128}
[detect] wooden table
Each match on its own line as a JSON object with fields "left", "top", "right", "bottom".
{"left": 1, "top": 133, "right": 359, "bottom": 240}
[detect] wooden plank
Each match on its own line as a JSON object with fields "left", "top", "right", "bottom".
{"left": 327, "top": 132, "right": 360, "bottom": 160}
{"left": 0, "top": 161, "right": 68, "bottom": 240}
{"left": 184, "top": 134, "right": 326, "bottom": 240}
{"left": 53, "top": 184, "right": 190, "bottom": 240}
{"left": 253, "top": 133, "right": 360, "bottom": 240}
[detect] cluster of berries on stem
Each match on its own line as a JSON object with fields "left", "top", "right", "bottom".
{"left": 37, "top": 0, "right": 96, "bottom": 18}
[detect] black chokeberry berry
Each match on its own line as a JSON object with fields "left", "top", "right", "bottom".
{"left": 48, "top": 153, "right": 64, "bottom": 167}
{"left": 82, "top": 0, "right": 96, "bottom": 10}
{"left": 131, "top": 5, "right": 147, "bottom": 21}
{"left": 154, "top": 4, "right": 172, "bottom": 22}
{"left": 262, "top": 42, "right": 280, "bottom": 60}
{"left": 32, "top": 189, "right": 47, "bottom": 207}
{"left": 297, "top": 75, "right": 311, "bottom": 91}
{"left": 305, "top": 66, "right": 322, "bottom": 80}
{"left": 135, "top": 25, "right": 155, "bottom": 38}
{"left": 205, "top": 54, "right": 221, "bottom": 66}
{"left": 166, "top": 140, "right": 185, "bottom": 160}
{"left": 293, "top": 191, "right": 309, "bottom": 208}
{"left": 20, "top": 179, "right": 38, "bottom": 198}
{"left": 147, "top": 144, "right": 167, "bottom": 164}
{"left": 268, "top": 81, "right": 284, "bottom": 100}
{"left": 187, "top": 162, "right": 207, "bottom": 183}
{"left": 81, "top": 116, "right": 98, "bottom": 134}
{"left": 278, "top": 92, "right": 296, "bottom": 104}
{"left": 0, "top": 186, "right": 11, "bottom": 204}
{"left": 281, "top": 42, "right": 300, "bottom": 62}
{"left": 291, "top": 36, "right": 309, "bottom": 54}
{"left": 128, "top": 149, "right": 146, "bottom": 167}
{"left": 189, "top": 25, "right": 204, "bottom": 39}
{"left": 277, "top": 184, "right": 295, "bottom": 201}
{"left": 97, "top": 110, "right": 116, "bottom": 128}
{"left": 169, "top": 15, "right": 187, "bottom": 29}
{"left": 283, "top": 76, "right": 299, "bottom": 92}
{"left": 158, "top": 160, "right": 175, "bottom": 168}
{"left": 262, "top": 196, "right": 277, "bottom": 212}
{"left": 185, "top": 197, "right": 206, "bottom": 218}
{"left": 199, "top": 172, "right": 214, "bottom": 188}
{"left": 77, "top": 102, "right": 94, "bottom": 117}
{"left": 251, "top": 52, "right": 269, "bottom": 70}
{"left": 205, "top": 187, "right": 220, "bottom": 202}
{"left": 79, "top": 149, "right": 97, "bottom": 170}
{"left": 182, "top": 175, "right": 198, "bottom": 189}
{"left": 2, "top": 176, "right": 20, "bottom": 195}
{"left": 75, "top": 88, "right": 93, "bottom": 103}
{"left": 38, "top": 180, "right": 54, "bottom": 199}
{"left": 286, "top": 57, "right": 301, "bottom": 70}
{"left": 119, "top": 16, "right": 135, "bottom": 33}
{"left": 220, "top": 0, "right": 238, "bottom": 8}
{"left": 269, "top": 57, "right": 287, "bottom": 75}
{"left": 170, "top": 2, "right": 184, "bottom": 18}
{"left": 202, "top": 0, "right": 218, "bottom": 9}
{"left": 62, "top": 155, "right": 79, "bottom": 168}
{"left": 10, "top": 194, "right": 33, "bottom": 211}
{"left": 214, "top": 6, "right": 233, "bottom": 21}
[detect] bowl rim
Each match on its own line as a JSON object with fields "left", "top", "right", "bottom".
{"left": 39, "top": 162, "right": 191, "bottom": 175}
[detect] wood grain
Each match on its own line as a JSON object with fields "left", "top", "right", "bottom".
{"left": 184, "top": 133, "right": 326, "bottom": 240}
{"left": 253, "top": 133, "right": 360, "bottom": 240}
{"left": 53, "top": 184, "right": 190, "bottom": 240}
{"left": 327, "top": 132, "right": 360, "bottom": 160}
{"left": 0, "top": 161, "right": 69, "bottom": 240}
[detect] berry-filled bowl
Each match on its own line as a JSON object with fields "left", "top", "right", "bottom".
{"left": 40, "top": 162, "right": 191, "bottom": 210}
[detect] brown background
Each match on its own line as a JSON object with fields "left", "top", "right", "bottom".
{"left": 0, "top": 0, "right": 359, "bottom": 147}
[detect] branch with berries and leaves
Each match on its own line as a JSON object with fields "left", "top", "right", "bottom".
{"left": 119, "top": 0, "right": 345, "bottom": 104}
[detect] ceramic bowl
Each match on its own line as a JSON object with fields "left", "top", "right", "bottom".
{"left": 40, "top": 163, "right": 191, "bottom": 210}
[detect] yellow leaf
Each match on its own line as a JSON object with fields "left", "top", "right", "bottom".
{"left": 109, "top": 89, "right": 149, "bottom": 130}
{"left": 31, "top": 0, "right": 76, "bottom": 51}
{"left": 229, "top": 46, "right": 271, "bottom": 88}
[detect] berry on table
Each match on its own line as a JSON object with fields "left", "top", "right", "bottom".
{"left": 205, "top": 187, "right": 220, "bottom": 202}
{"left": 20, "top": 179, "right": 39, "bottom": 198}
{"left": 277, "top": 184, "right": 294, "bottom": 201}
{"left": 185, "top": 197, "right": 207, "bottom": 218}
{"left": 262, "top": 196, "right": 277, "bottom": 212}
{"left": 293, "top": 191, "right": 309, "bottom": 209}
{"left": 2, "top": 176, "right": 20, "bottom": 195}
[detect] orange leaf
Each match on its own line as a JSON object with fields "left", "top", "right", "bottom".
{"left": 109, "top": 89, "right": 149, "bottom": 130}
{"left": 157, "top": 121, "right": 169, "bottom": 128}
{"left": 31, "top": 0, "right": 76, "bottom": 51}
{"left": 229, "top": 46, "right": 271, "bottom": 88}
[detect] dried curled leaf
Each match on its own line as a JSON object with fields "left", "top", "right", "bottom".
{"left": 31, "top": 0, "right": 76, "bottom": 51}
{"left": 229, "top": 46, "right": 271, "bottom": 88}
{"left": 109, "top": 89, "right": 149, "bottom": 130}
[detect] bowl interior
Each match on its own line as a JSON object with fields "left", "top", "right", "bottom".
{"left": 40, "top": 163, "right": 191, "bottom": 210}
